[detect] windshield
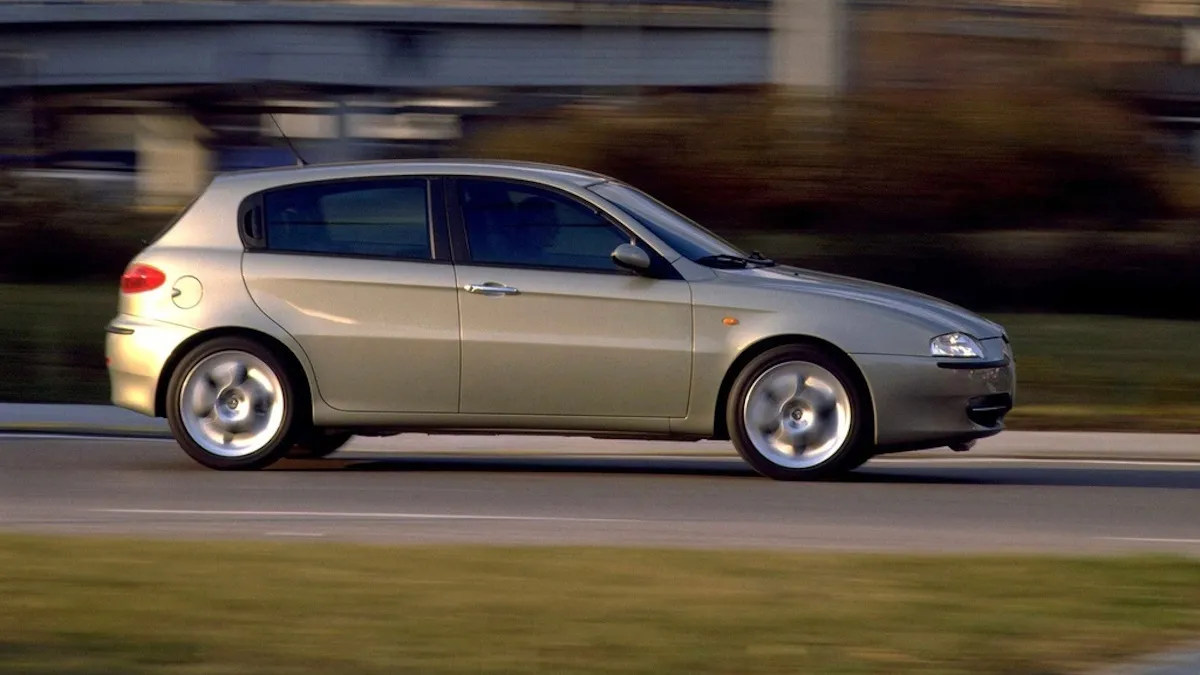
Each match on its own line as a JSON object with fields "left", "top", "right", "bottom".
{"left": 589, "top": 181, "right": 748, "bottom": 262}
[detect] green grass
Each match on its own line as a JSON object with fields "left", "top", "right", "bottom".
{"left": 989, "top": 313, "right": 1200, "bottom": 431}
{"left": 0, "top": 283, "right": 117, "bottom": 404}
{"left": 0, "top": 535, "right": 1198, "bottom": 674}
{"left": 1, "top": 283, "right": 1199, "bottom": 431}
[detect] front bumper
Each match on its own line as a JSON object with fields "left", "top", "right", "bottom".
{"left": 851, "top": 337, "right": 1016, "bottom": 452}
{"left": 105, "top": 314, "right": 197, "bottom": 417}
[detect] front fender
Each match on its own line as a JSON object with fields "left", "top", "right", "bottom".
{"left": 672, "top": 280, "right": 967, "bottom": 437}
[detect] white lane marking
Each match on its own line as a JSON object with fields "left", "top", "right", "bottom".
{"left": 1100, "top": 537, "right": 1200, "bottom": 544}
{"left": 874, "top": 457, "right": 1200, "bottom": 468}
{"left": 265, "top": 531, "right": 326, "bottom": 538}
{"left": 93, "top": 508, "right": 643, "bottom": 523}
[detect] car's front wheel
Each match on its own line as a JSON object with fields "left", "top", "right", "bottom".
{"left": 727, "top": 344, "right": 871, "bottom": 481}
{"left": 166, "top": 337, "right": 304, "bottom": 470}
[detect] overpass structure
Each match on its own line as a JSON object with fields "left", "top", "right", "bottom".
{"left": 0, "top": 0, "right": 774, "bottom": 90}
{"left": 0, "top": 0, "right": 844, "bottom": 206}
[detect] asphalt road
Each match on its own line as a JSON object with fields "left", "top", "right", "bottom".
{"left": 1, "top": 435, "right": 1198, "bottom": 555}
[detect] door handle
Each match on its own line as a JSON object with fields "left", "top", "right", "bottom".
{"left": 464, "top": 282, "right": 520, "bottom": 296}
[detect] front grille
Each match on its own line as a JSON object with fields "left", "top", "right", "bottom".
{"left": 967, "top": 393, "right": 1013, "bottom": 427}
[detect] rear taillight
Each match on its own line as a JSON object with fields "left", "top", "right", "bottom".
{"left": 120, "top": 264, "right": 166, "bottom": 294}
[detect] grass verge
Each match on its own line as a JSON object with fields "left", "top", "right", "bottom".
{"left": 2, "top": 283, "right": 1199, "bottom": 432}
{"left": 990, "top": 313, "right": 1200, "bottom": 432}
{"left": 1006, "top": 404, "right": 1200, "bottom": 432}
{"left": 0, "top": 535, "right": 1198, "bottom": 674}
{"left": 0, "top": 283, "right": 116, "bottom": 404}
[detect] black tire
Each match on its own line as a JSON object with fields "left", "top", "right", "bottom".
{"left": 287, "top": 429, "right": 353, "bottom": 459}
{"left": 726, "top": 344, "right": 873, "bottom": 481}
{"left": 844, "top": 454, "right": 872, "bottom": 472}
{"left": 166, "top": 336, "right": 308, "bottom": 470}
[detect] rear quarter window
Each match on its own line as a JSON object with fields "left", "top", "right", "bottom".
{"left": 261, "top": 178, "right": 431, "bottom": 260}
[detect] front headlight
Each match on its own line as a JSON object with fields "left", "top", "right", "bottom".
{"left": 930, "top": 332, "right": 984, "bottom": 358}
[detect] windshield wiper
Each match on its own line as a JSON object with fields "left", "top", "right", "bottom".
{"left": 748, "top": 250, "right": 777, "bottom": 266}
{"left": 695, "top": 253, "right": 777, "bottom": 269}
{"left": 695, "top": 254, "right": 750, "bottom": 269}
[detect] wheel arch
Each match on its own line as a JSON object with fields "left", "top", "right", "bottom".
{"left": 154, "top": 327, "right": 314, "bottom": 419}
{"left": 711, "top": 334, "right": 877, "bottom": 443}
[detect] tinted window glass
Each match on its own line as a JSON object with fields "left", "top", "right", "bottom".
{"left": 458, "top": 179, "right": 630, "bottom": 271}
{"left": 263, "top": 178, "right": 431, "bottom": 259}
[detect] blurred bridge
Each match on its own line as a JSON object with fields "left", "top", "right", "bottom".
{"left": 0, "top": 0, "right": 842, "bottom": 207}
{"left": 0, "top": 0, "right": 772, "bottom": 89}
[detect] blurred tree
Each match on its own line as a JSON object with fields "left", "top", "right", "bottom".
{"left": 0, "top": 173, "right": 164, "bottom": 283}
{"left": 465, "top": 85, "right": 1178, "bottom": 233}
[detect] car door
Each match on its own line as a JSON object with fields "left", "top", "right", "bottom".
{"left": 448, "top": 176, "right": 693, "bottom": 419}
{"left": 240, "top": 175, "right": 461, "bottom": 413}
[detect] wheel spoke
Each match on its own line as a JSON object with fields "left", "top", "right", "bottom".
{"left": 769, "top": 425, "right": 800, "bottom": 454}
{"left": 798, "top": 382, "right": 838, "bottom": 417}
{"left": 188, "top": 379, "right": 218, "bottom": 418}
{"left": 782, "top": 425, "right": 810, "bottom": 452}
{"left": 254, "top": 384, "right": 275, "bottom": 409}
{"left": 201, "top": 416, "right": 223, "bottom": 440}
{"left": 746, "top": 395, "right": 782, "bottom": 434}
{"left": 764, "top": 371, "right": 801, "bottom": 403}
{"left": 229, "top": 361, "right": 248, "bottom": 386}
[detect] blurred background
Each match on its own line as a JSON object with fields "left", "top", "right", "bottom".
{"left": 2, "top": 0, "right": 1199, "bottom": 431}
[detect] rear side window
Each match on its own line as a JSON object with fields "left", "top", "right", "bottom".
{"left": 262, "top": 178, "right": 431, "bottom": 260}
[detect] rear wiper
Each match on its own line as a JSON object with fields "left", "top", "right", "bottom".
{"left": 695, "top": 254, "right": 776, "bottom": 269}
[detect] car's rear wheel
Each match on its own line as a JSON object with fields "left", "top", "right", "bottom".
{"left": 167, "top": 337, "right": 304, "bottom": 470}
{"left": 727, "top": 344, "right": 871, "bottom": 481}
{"left": 287, "top": 429, "right": 353, "bottom": 459}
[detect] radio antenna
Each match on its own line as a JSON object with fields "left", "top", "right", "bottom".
{"left": 252, "top": 82, "right": 308, "bottom": 166}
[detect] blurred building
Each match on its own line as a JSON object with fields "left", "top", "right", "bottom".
{"left": 11, "top": 0, "right": 1200, "bottom": 207}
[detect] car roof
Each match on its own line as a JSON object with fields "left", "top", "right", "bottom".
{"left": 210, "top": 158, "right": 617, "bottom": 193}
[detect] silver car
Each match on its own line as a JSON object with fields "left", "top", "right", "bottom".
{"left": 106, "top": 160, "right": 1015, "bottom": 480}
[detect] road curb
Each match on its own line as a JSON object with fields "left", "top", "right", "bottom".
{"left": 0, "top": 424, "right": 169, "bottom": 439}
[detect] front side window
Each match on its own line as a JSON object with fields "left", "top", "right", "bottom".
{"left": 457, "top": 179, "right": 631, "bottom": 272}
{"left": 263, "top": 178, "right": 431, "bottom": 260}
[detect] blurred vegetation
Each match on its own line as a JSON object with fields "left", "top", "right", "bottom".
{"left": 996, "top": 313, "right": 1200, "bottom": 432}
{"left": 0, "top": 174, "right": 164, "bottom": 284}
{"left": 2, "top": 534, "right": 1199, "bottom": 675}
{"left": 465, "top": 86, "right": 1200, "bottom": 319}
{"left": 0, "top": 284, "right": 114, "bottom": 405}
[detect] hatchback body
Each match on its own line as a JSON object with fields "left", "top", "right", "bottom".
{"left": 106, "top": 160, "right": 1015, "bottom": 480}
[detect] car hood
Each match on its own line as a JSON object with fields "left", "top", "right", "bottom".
{"left": 716, "top": 265, "right": 1005, "bottom": 339}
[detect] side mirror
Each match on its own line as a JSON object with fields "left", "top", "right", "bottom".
{"left": 612, "top": 243, "right": 651, "bottom": 273}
